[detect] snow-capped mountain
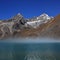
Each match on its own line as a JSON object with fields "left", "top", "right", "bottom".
{"left": 17, "top": 14, "right": 60, "bottom": 39}
{"left": 37, "top": 13, "right": 51, "bottom": 20}
{"left": 25, "top": 13, "right": 53, "bottom": 28}
{"left": 0, "top": 13, "right": 57, "bottom": 38}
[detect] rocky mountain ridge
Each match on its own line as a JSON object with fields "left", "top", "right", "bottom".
{"left": 0, "top": 13, "right": 60, "bottom": 39}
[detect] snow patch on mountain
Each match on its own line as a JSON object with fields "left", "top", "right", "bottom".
{"left": 25, "top": 13, "right": 53, "bottom": 28}
{"left": 37, "top": 13, "right": 51, "bottom": 20}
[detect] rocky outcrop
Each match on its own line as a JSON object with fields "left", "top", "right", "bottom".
{"left": 0, "top": 13, "right": 26, "bottom": 39}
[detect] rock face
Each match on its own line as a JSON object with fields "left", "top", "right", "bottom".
{"left": 0, "top": 13, "right": 60, "bottom": 39}
{"left": 0, "top": 13, "right": 26, "bottom": 39}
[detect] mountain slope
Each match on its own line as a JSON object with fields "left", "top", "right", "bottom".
{"left": 14, "top": 14, "right": 60, "bottom": 39}
{"left": 40, "top": 14, "right": 60, "bottom": 38}
{"left": 0, "top": 13, "right": 60, "bottom": 39}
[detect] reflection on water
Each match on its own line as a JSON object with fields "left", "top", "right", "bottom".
{"left": 0, "top": 38, "right": 60, "bottom": 60}
{"left": 25, "top": 52, "right": 56, "bottom": 60}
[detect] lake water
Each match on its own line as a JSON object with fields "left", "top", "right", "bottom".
{"left": 0, "top": 38, "right": 60, "bottom": 60}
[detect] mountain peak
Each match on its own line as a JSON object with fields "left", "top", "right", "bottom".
{"left": 40, "top": 13, "right": 49, "bottom": 17}
{"left": 37, "top": 13, "right": 51, "bottom": 20}
{"left": 17, "top": 13, "right": 21, "bottom": 15}
{"left": 16, "top": 13, "right": 23, "bottom": 17}
{"left": 17, "top": 13, "right": 20, "bottom": 15}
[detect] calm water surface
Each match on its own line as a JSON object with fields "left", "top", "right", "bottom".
{"left": 0, "top": 38, "right": 60, "bottom": 60}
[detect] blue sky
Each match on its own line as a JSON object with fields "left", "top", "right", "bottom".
{"left": 0, "top": 0, "right": 60, "bottom": 20}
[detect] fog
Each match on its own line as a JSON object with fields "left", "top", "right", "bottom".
{"left": 1, "top": 38, "right": 60, "bottom": 43}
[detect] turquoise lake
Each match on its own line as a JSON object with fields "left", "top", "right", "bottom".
{"left": 0, "top": 42, "right": 60, "bottom": 60}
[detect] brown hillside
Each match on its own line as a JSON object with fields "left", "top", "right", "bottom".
{"left": 40, "top": 14, "right": 60, "bottom": 38}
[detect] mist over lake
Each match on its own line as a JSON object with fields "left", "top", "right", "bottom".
{"left": 1, "top": 38, "right": 60, "bottom": 43}
{"left": 0, "top": 38, "right": 60, "bottom": 60}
